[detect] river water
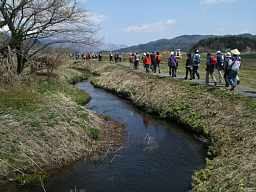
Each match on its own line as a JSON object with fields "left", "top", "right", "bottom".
{"left": 1, "top": 81, "right": 205, "bottom": 192}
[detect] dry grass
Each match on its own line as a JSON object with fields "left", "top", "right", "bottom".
{"left": 84, "top": 63, "right": 256, "bottom": 192}
{"left": 0, "top": 66, "right": 124, "bottom": 185}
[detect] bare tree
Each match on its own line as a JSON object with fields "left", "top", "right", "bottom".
{"left": 0, "top": 0, "right": 97, "bottom": 74}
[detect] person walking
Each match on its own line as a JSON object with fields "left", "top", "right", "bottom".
{"left": 192, "top": 49, "right": 201, "bottom": 79}
{"left": 109, "top": 53, "right": 113, "bottom": 63}
{"left": 216, "top": 50, "right": 224, "bottom": 83}
{"left": 98, "top": 53, "right": 102, "bottom": 62}
{"left": 150, "top": 52, "right": 158, "bottom": 73}
{"left": 184, "top": 53, "right": 192, "bottom": 80}
{"left": 134, "top": 53, "right": 140, "bottom": 70}
{"left": 168, "top": 51, "right": 178, "bottom": 77}
{"left": 228, "top": 49, "right": 241, "bottom": 91}
{"left": 143, "top": 53, "right": 152, "bottom": 73}
{"left": 223, "top": 52, "right": 232, "bottom": 87}
{"left": 205, "top": 52, "right": 217, "bottom": 86}
{"left": 156, "top": 52, "right": 161, "bottom": 73}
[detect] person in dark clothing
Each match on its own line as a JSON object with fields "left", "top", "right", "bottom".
{"left": 192, "top": 49, "right": 200, "bottom": 79}
{"left": 184, "top": 53, "right": 192, "bottom": 80}
{"left": 156, "top": 52, "right": 161, "bottom": 73}
{"left": 150, "top": 53, "right": 158, "bottom": 73}
{"left": 134, "top": 53, "right": 140, "bottom": 70}
{"left": 109, "top": 53, "right": 113, "bottom": 62}
{"left": 223, "top": 52, "right": 232, "bottom": 87}
{"left": 205, "top": 52, "right": 217, "bottom": 85}
{"left": 98, "top": 53, "right": 102, "bottom": 62}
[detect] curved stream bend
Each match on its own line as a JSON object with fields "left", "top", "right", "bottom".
{"left": 2, "top": 81, "right": 206, "bottom": 192}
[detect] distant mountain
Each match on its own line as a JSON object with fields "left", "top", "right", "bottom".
{"left": 191, "top": 34, "right": 256, "bottom": 52}
{"left": 117, "top": 34, "right": 256, "bottom": 53}
{"left": 117, "top": 35, "right": 214, "bottom": 53}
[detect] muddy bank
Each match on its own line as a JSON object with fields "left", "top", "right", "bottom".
{"left": 0, "top": 66, "right": 124, "bottom": 185}
{"left": 82, "top": 63, "right": 256, "bottom": 192}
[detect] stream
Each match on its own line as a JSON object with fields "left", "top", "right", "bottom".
{"left": 2, "top": 81, "right": 206, "bottom": 192}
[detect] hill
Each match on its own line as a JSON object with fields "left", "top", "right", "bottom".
{"left": 117, "top": 34, "right": 256, "bottom": 53}
{"left": 117, "top": 35, "right": 213, "bottom": 53}
{"left": 191, "top": 34, "right": 256, "bottom": 52}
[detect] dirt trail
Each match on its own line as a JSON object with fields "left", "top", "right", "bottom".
{"left": 118, "top": 62, "right": 256, "bottom": 99}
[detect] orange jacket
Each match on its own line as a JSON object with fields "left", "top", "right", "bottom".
{"left": 144, "top": 56, "right": 152, "bottom": 65}
{"left": 156, "top": 55, "right": 161, "bottom": 64}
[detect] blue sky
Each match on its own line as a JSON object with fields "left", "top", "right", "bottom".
{"left": 79, "top": 0, "right": 256, "bottom": 46}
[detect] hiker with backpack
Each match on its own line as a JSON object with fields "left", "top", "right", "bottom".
{"left": 156, "top": 52, "right": 161, "bottom": 73}
{"left": 134, "top": 53, "right": 140, "bottom": 70}
{"left": 224, "top": 52, "right": 232, "bottom": 87}
{"left": 216, "top": 50, "right": 224, "bottom": 83}
{"left": 150, "top": 52, "right": 158, "bottom": 73}
{"left": 192, "top": 49, "right": 201, "bottom": 79}
{"left": 143, "top": 53, "right": 152, "bottom": 73}
{"left": 205, "top": 52, "right": 217, "bottom": 86}
{"left": 228, "top": 49, "right": 241, "bottom": 91}
{"left": 184, "top": 53, "right": 192, "bottom": 80}
{"left": 168, "top": 51, "right": 178, "bottom": 77}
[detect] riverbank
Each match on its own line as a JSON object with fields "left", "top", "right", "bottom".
{"left": 0, "top": 65, "right": 124, "bottom": 185}
{"left": 80, "top": 62, "right": 256, "bottom": 191}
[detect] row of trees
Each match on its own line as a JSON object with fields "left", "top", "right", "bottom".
{"left": 0, "top": 0, "right": 97, "bottom": 74}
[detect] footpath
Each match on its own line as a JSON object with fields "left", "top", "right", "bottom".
{"left": 117, "top": 61, "right": 256, "bottom": 99}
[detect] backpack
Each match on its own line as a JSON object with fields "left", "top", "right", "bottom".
{"left": 217, "top": 54, "right": 224, "bottom": 64}
{"left": 156, "top": 55, "right": 161, "bottom": 63}
{"left": 169, "top": 56, "right": 177, "bottom": 67}
{"left": 211, "top": 56, "right": 217, "bottom": 65}
{"left": 193, "top": 54, "right": 200, "bottom": 65}
{"left": 231, "top": 60, "right": 240, "bottom": 72}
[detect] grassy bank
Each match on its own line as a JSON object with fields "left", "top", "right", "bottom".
{"left": 80, "top": 62, "right": 256, "bottom": 192}
{"left": 0, "top": 65, "right": 124, "bottom": 185}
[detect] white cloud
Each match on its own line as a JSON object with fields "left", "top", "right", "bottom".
{"left": 124, "top": 19, "right": 176, "bottom": 33}
{"left": 200, "top": 0, "right": 237, "bottom": 5}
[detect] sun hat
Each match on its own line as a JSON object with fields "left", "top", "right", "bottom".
{"left": 226, "top": 52, "right": 231, "bottom": 57}
{"left": 231, "top": 49, "right": 240, "bottom": 56}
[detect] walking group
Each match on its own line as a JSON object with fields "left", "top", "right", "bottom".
{"left": 129, "top": 48, "right": 241, "bottom": 91}
{"left": 184, "top": 49, "right": 241, "bottom": 91}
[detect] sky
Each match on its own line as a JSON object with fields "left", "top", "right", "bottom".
{"left": 79, "top": 0, "right": 256, "bottom": 46}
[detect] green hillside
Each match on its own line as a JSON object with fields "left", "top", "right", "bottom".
{"left": 191, "top": 35, "right": 256, "bottom": 52}
{"left": 117, "top": 34, "right": 256, "bottom": 53}
{"left": 118, "top": 35, "right": 213, "bottom": 53}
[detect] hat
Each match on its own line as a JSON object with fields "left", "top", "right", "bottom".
{"left": 226, "top": 52, "right": 231, "bottom": 57}
{"left": 170, "top": 51, "right": 174, "bottom": 55}
{"left": 231, "top": 49, "right": 240, "bottom": 56}
{"left": 217, "top": 50, "right": 221, "bottom": 54}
